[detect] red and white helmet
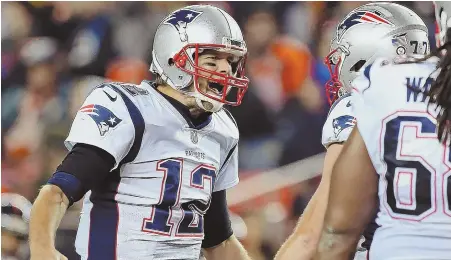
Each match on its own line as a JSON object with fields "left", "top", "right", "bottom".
{"left": 325, "top": 3, "right": 429, "bottom": 105}
{"left": 150, "top": 5, "right": 249, "bottom": 112}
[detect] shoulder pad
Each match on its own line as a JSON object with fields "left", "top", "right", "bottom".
{"left": 108, "top": 82, "right": 150, "bottom": 96}
{"left": 322, "top": 94, "right": 355, "bottom": 147}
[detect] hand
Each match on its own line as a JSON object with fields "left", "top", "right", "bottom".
{"left": 31, "top": 248, "right": 68, "bottom": 260}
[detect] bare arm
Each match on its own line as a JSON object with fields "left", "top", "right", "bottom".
{"left": 202, "top": 235, "right": 251, "bottom": 260}
{"left": 314, "top": 128, "right": 377, "bottom": 260}
{"left": 275, "top": 143, "right": 343, "bottom": 260}
{"left": 29, "top": 184, "right": 70, "bottom": 259}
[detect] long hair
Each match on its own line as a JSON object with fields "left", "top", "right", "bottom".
{"left": 424, "top": 39, "right": 451, "bottom": 143}
{"left": 427, "top": 41, "right": 451, "bottom": 143}
{"left": 409, "top": 28, "right": 451, "bottom": 143}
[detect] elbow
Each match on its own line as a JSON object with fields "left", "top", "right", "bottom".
{"left": 37, "top": 184, "right": 69, "bottom": 206}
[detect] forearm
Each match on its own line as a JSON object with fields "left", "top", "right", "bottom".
{"left": 29, "top": 184, "right": 69, "bottom": 251}
{"left": 202, "top": 235, "right": 251, "bottom": 260}
{"left": 314, "top": 129, "right": 377, "bottom": 260}
{"left": 314, "top": 226, "right": 360, "bottom": 260}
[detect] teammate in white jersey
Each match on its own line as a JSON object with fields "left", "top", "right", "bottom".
{"left": 314, "top": 1, "right": 451, "bottom": 259}
{"left": 276, "top": 3, "right": 429, "bottom": 260}
{"left": 29, "top": 5, "right": 252, "bottom": 260}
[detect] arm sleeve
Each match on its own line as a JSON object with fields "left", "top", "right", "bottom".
{"left": 47, "top": 144, "right": 115, "bottom": 206}
{"left": 202, "top": 190, "right": 233, "bottom": 248}
{"left": 64, "top": 85, "right": 135, "bottom": 169}
{"left": 213, "top": 144, "right": 239, "bottom": 192}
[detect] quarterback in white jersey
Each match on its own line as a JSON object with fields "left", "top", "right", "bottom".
{"left": 29, "top": 5, "right": 251, "bottom": 260}
{"left": 276, "top": 3, "right": 429, "bottom": 260}
{"left": 314, "top": 2, "right": 451, "bottom": 259}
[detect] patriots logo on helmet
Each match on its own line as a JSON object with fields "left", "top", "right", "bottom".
{"left": 163, "top": 9, "right": 203, "bottom": 41}
{"left": 332, "top": 115, "right": 356, "bottom": 138}
{"left": 80, "top": 104, "right": 122, "bottom": 136}
{"left": 337, "top": 11, "right": 394, "bottom": 41}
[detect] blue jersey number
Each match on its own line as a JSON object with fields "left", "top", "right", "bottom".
{"left": 383, "top": 114, "right": 451, "bottom": 220}
{"left": 142, "top": 159, "right": 216, "bottom": 236}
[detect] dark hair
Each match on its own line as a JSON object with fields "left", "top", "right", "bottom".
{"left": 428, "top": 42, "right": 451, "bottom": 143}
{"left": 423, "top": 38, "right": 451, "bottom": 143}
{"left": 403, "top": 27, "right": 451, "bottom": 143}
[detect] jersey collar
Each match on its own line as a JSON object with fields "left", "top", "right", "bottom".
{"left": 149, "top": 82, "right": 213, "bottom": 130}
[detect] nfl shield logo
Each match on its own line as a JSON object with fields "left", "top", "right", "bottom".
{"left": 190, "top": 131, "right": 198, "bottom": 144}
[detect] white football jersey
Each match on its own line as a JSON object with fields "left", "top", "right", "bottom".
{"left": 352, "top": 57, "right": 451, "bottom": 260}
{"left": 321, "top": 93, "right": 356, "bottom": 148}
{"left": 65, "top": 81, "right": 239, "bottom": 260}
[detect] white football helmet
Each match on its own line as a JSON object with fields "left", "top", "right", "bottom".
{"left": 325, "top": 2, "right": 430, "bottom": 104}
{"left": 150, "top": 5, "right": 249, "bottom": 112}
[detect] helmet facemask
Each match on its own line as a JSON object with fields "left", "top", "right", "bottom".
{"left": 324, "top": 45, "right": 368, "bottom": 105}
{"left": 172, "top": 43, "right": 249, "bottom": 112}
{"left": 324, "top": 47, "right": 347, "bottom": 105}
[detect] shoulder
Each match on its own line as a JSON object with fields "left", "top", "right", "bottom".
{"left": 322, "top": 93, "right": 355, "bottom": 147}
{"left": 352, "top": 56, "right": 438, "bottom": 95}
{"left": 109, "top": 81, "right": 152, "bottom": 97}
{"left": 97, "top": 81, "right": 154, "bottom": 102}
{"left": 97, "top": 81, "right": 167, "bottom": 115}
{"left": 215, "top": 108, "right": 239, "bottom": 141}
{"left": 327, "top": 92, "right": 353, "bottom": 118}
{"left": 79, "top": 81, "right": 159, "bottom": 132}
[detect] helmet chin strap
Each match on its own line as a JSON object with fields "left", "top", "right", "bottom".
{"left": 181, "top": 87, "right": 224, "bottom": 113}
{"left": 182, "top": 76, "right": 224, "bottom": 113}
{"left": 192, "top": 92, "right": 224, "bottom": 113}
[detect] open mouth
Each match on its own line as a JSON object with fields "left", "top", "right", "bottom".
{"left": 208, "top": 82, "right": 225, "bottom": 95}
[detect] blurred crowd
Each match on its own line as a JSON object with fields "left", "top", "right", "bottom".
{"left": 1, "top": 1, "right": 438, "bottom": 259}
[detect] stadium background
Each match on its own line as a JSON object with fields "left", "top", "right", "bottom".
{"left": 1, "top": 1, "right": 437, "bottom": 259}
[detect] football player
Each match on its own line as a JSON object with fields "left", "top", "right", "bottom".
{"left": 29, "top": 5, "right": 251, "bottom": 260}
{"left": 275, "top": 3, "right": 430, "bottom": 260}
{"left": 314, "top": 1, "right": 451, "bottom": 259}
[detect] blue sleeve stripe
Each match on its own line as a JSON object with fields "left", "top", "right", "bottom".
{"left": 47, "top": 172, "right": 85, "bottom": 206}
{"left": 85, "top": 84, "right": 145, "bottom": 260}
{"left": 101, "top": 84, "right": 145, "bottom": 164}
{"left": 363, "top": 63, "right": 372, "bottom": 80}
{"left": 362, "top": 63, "right": 373, "bottom": 94}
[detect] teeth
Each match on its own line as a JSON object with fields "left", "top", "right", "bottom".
{"left": 208, "top": 87, "right": 220, "bottom": 95}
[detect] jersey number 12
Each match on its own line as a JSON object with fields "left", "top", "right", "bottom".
{"left": 141, "top": 159, "right": 216, "bottom": 237}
